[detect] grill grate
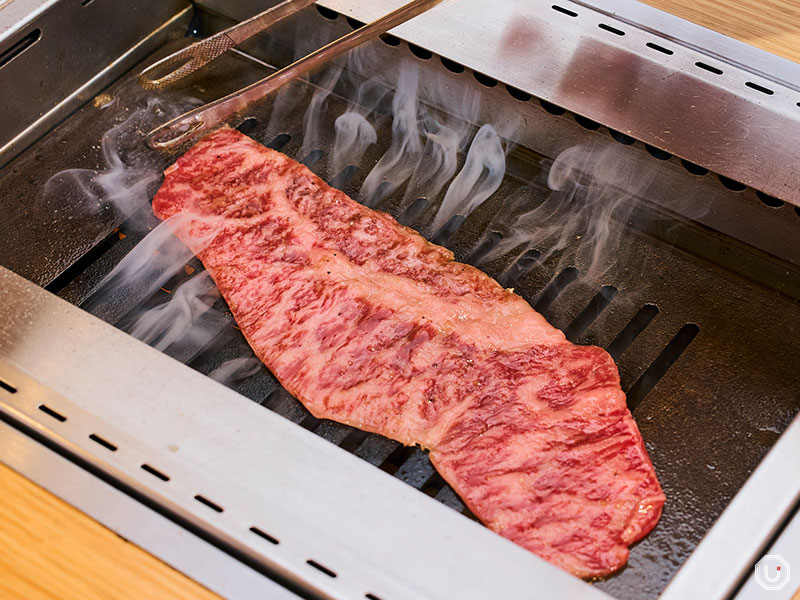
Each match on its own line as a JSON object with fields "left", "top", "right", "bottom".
{"left": 1, "top": 6, "right": 800, "bottom": 599}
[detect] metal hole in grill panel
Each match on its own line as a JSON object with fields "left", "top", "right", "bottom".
{"left": 1, "top": 9, "right": 799, "bottom": 600}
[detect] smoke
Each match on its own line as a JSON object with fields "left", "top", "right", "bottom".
{"left": 478, "top": 141, "right": 656, "bottom": 281}
{"left": 42, "top": 95, "right": 199, "bottom": 227}
{"left": 126, "top": 270, "right": 223, "bottom": 352}
{"left": 209, "top": 357, "right": 264, "bottom": 386}
{"left": 431, "top": 123, "right": 506, "bottom": 231}
{"left": 359, "top": 65, "right": 423, "bottom": 207}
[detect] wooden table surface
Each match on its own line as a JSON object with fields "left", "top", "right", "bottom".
{"left": 2, "top": 2, "right": 800, "bottom": 600}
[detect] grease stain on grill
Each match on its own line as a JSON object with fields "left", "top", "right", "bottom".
{"left": 89, "top": 433, "right": 117, "bottom": 452}
{"left": 564, "top": 285, "right": 618, "bottom": 341}
{"left": 465, "top": 231, "right": 502, "bottom": 265}
{"left": 627, "top": 323, "right": 700, "bottom": 410}
{"left": 307, "top": 559, "right": 337, "bottom": 578}
{"left": 266, "top": 133, "right": 291, "bottom": 151}
{"left": 431, "top": 214, "right": 465, "bottom": 245}
{"left": 498, "top": 248, "right": 541, "bottom": 288}
{"left": 0, "top": 378, "right": 18, "bottom": 394}
{"left": 606, "top": 304, "right": 660, "bottom": 360}
{"left": 408, "top": 43, "right": 433, "bottom": 60}
{"left": 194, "top": 494, "right": 224, "bottom": 513}
{"left": 38, "top": 404, "right": 66, "bottom": 422}
{"left": 141, "top": 463, "right": 170, "bottom": 482}
{"left": 249, "top": 526, "right": 280, "bottom": 545}
{"left": 646, "top": 42, "right": 674, "bottom": 56}
{"left": 534, "top": 267, "right": 579, "bottom": 313}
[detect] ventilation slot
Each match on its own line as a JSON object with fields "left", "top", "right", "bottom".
{"left": 249, "top": 526, "right": 280, "bottom": 545}
{"left": 645, "top": 145, "right": 671, "bottom": 160}
{"left": 473, "top": 71, "right": 498, "bottom": 87}
{"left": 465, "top": 232, "right": 502, "bottom": 265}
{"left": 745, "top": 81, "right": 774, "bottom": 95}
{"left": 0, "top": 378, "right": 18, "bottom": 394}
{"left": 365, "top": 594, "right": 385, "bottom": 600}
{"left": 718, "top": 175, "right": 746, "bottom": 191}
{"left": 695, "top": 62, "right": 723, "bottom": 75}
{"left": 307, "top": 559, "right": 337, "bottom": 578}
{"left": 646, "top": 42, "right": 673, "bottom": 55}
{"left": 534, "top": 267, "right": 579, "bottom": 313}
{"left": 266, "top": 133, "right": 291, "bottom": 151}
{"left": 598, "top": 23, "right": 625, "bottom": 36}
{"left": 141, "top": 464, "right": 170, "bottom": 482}
{"left": 552, "top": 4, "right": 578, "bottom": 17}
{"left": 431, "top": 215, "right": 465, "bottom": 245}
{"left": 606, "top": 304, "right": 660, "bottom": 359}
{"left": 235, "top": 117, "right": 259, "bottom": 135}
{"left": 681, "top": 159, "right": 709, "bottom": 176}
{"left": 756, "top": 191, "right": 783, "bottom": 208}
{"left": 398, "top": 198, "right": 429, "bottom": 226}
{"left": 627, "top": 323, "right": 699, "bottom": 410}
{"left": 38, "top": 404, "right": 66, "bottom": 422}
{"left": 540, "top": 99, "right": 566, "bottom": 115}
{"left": 346, "top": 17, "right": 365, "bottom": 30}
{"left": 564, "top": 285, "right": 617, "bottom": 341}
{"left": 194, "top": 494, "right": 224, "bottom": 513}
{"left": 330, "top": 165, "right": 358, "bottom": 189}
{"left": 408, "top": 43, "right": 433, "bottom": 60}
{"left": 89, "top": 433, "right": 117, "bottom": 452}
{"left": 315, "top": 5, "right": 338, "bottom": 20}
{"left": 506, "top": 85, "right": 532, "bottom": 102}
{"left": 301, "top": 149, "right": 324, "bottom": 168}
{"left": 609, "top": 129, "right": 635, "bottom": 145}
{"left": 0, "top": 29, "right": 41, "bottom": 70}
{"left": 440, "top": 57, "right": 465, "bottom": 73}
{"left": 498, "top": 249, "right": 541, "bottom": 288}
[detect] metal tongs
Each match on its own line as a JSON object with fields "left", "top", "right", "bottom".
{"left": 138, "top": 0, "right": 318, "bottom": 90}
{"left": 144, "top": 0, "right": 445, "bottom": 150}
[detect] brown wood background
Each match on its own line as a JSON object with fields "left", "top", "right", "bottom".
{"left": 2, "top": 2, "right": 799, "bottom": 599}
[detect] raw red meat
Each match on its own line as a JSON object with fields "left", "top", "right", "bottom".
{"left": 152, "top": 127, "right": 665, "bottom": 577}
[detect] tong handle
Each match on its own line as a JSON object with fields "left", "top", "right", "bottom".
{"left": 138, "top": 0, "right": 317, "bottom": 90}
{"left": 147, "top": 0, "right": 446, "bottom": 149}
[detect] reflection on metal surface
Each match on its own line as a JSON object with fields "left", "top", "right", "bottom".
{"left": 283, "top": 0, "right": 800, "bottom": 204}
{"left": 0, "top": 266, "right": 606, "bottom": 600}
{"left": 0, "top": 420, "right": 301, "bottom": 600}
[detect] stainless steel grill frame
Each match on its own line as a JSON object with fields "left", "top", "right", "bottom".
{"left": 1, "top": 2, "right": 799, "bottom": 599}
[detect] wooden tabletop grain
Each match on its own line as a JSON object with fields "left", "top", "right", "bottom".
{"left": 2, "top": 2, "right": 799, "bottom": 599}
